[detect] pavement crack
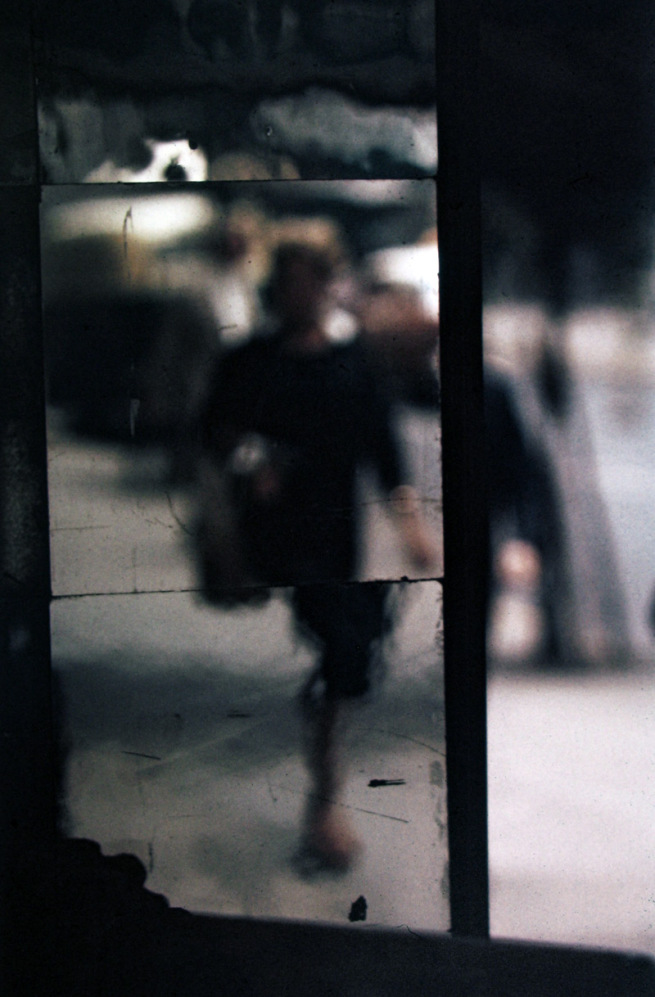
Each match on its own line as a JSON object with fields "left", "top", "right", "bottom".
{"left": 300, "top": 789, "right": 410, "bottom": 824}
{"left": 165, "top": 491, "right": 193, "bottom": 535}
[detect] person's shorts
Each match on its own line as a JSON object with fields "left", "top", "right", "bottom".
{"left": 292, "top": 581, "right": 392, "bottom": 698}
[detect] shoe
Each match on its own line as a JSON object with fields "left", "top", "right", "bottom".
{"left": 300, "top": 801, "right": 362, "bottom": 873}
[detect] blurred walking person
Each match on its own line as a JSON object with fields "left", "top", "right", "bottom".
{"left": 199, "top": 240, "right": 437, "bottom": 869}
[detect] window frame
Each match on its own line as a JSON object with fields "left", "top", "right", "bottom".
{"left": 0, "top": 0, "right": 489, "bottom": 955}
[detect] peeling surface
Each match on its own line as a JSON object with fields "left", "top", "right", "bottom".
{"left": 349, "top": 895, "right": 367, "bottom": 922}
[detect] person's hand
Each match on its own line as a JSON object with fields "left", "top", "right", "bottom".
{"left": 390, "top": 486, "right": 440, "bottom": 573}
{"left": 495, "top": 539, "right": 541, "bottom": 590}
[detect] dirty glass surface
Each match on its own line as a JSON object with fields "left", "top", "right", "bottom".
{"left": 38, "top": 0, "right": 446, "bottom": 931}
{"left": 43, "top": 181, "right": 446, "bottom": 925}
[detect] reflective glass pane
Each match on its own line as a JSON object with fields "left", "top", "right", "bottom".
{"left": 43, "top": 178, "right": 447, "bottom": 929}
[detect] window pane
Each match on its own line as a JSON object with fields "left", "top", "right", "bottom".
{"left": 36, "top": 1, "right": 436, "bottom": 183}
{"left": 482, "top": 2, "right": 655, "bottom": 953}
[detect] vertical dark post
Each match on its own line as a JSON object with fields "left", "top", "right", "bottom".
{"left": 435, "top": 0, "right": 489, "bottom": 935}
{"left": 0, "top": 0, "right": 56, "bottom": 986}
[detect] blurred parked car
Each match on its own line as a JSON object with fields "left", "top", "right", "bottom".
{"left": 42, "top": 195, "right": 220, "bottom": 459}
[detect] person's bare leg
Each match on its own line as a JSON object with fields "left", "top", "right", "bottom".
{"left": 301, "top": 695, "right": 362, "bottom": 870}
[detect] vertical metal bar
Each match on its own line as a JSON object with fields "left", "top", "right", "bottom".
{"left": 0, "top": 1, "right": 57, "bottom": 984}
{"left": 435, "top": 0, "right": 490, "bottom": 936}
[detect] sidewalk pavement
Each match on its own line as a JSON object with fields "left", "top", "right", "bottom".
{"left": 53, "top": 582, "right": 448, "bottom": 930}
{"left": 489, "top": 666, "right": 655, "bottom": 956}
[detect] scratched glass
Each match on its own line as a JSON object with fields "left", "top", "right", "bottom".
{"left": 42, "top": 178, "right": 446, "bottom": 927}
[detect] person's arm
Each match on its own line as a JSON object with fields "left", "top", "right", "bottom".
{"left": 389, "top": 483, "right": 440, "bottom": 573}
{"left": 361, "top": 348, "right": 439, "bottom": 573}
{"left": 196, "top": 349, "right": 255, "bottom": 592}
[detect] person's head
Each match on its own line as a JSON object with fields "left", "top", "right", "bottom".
{"left": 268, "top": 242, "right": 336, "bottom": 327}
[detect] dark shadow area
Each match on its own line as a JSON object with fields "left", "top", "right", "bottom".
{"left": 10, "top": 833, "right": 655, "bottom": 995}
{"left": 481, "top": 0, "right": 655, "bottom": 312}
